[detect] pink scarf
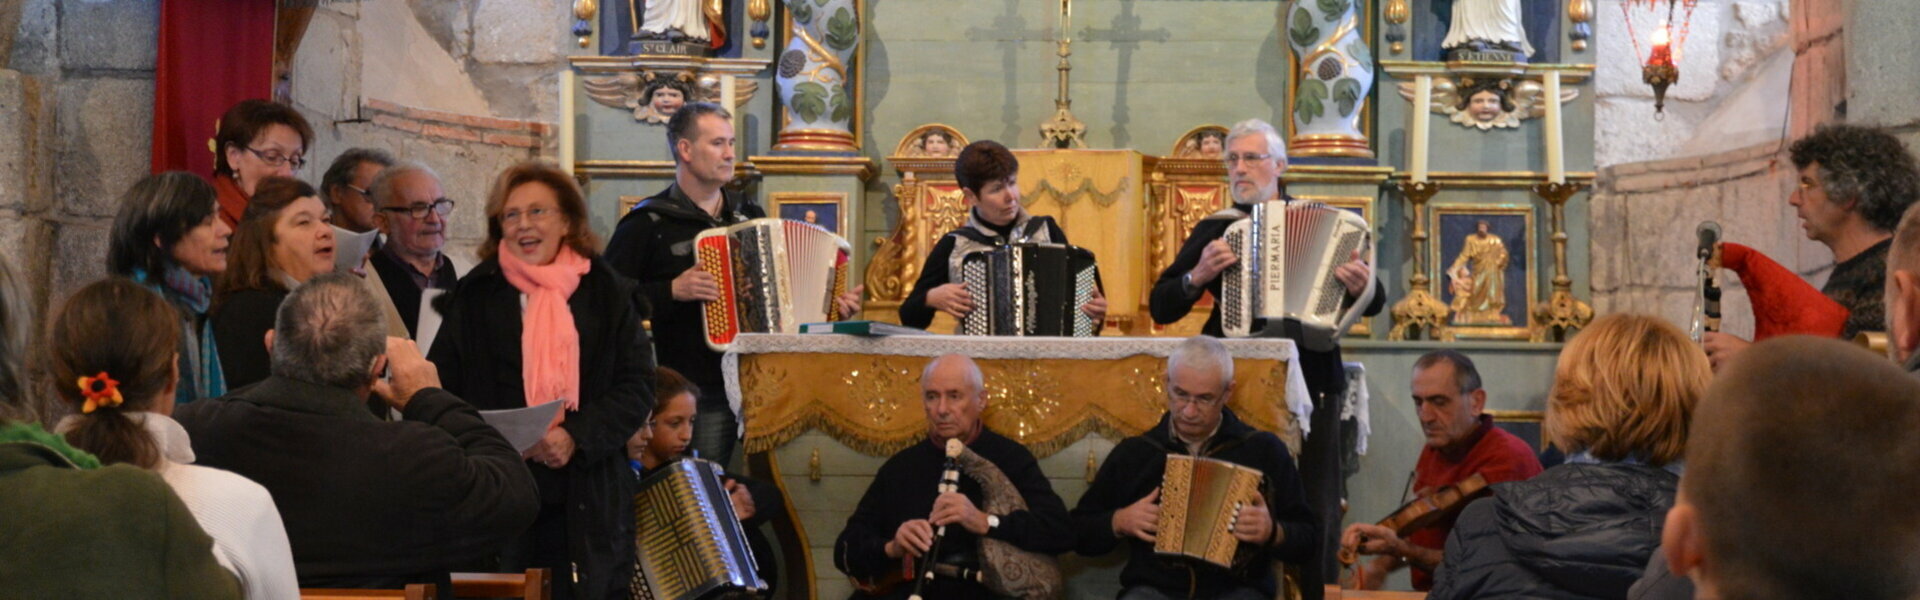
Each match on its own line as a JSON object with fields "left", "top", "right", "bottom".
{"left": 498, "top": 242, "right": 591, "bottom": 414}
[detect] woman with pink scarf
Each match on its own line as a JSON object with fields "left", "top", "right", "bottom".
{"left": 427, "top": 161, "right": 655, "bottom": 600}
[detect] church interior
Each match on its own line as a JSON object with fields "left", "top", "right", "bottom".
{"left": 1, "top": 0, "right": 1916, "bottom": 599}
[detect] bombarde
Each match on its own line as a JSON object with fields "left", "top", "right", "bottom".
{"left": 1689, "top": 221, "right": 1723, "bottom": 342}
{"left": 908, "top": 438, "right": 967, "bottom": 600}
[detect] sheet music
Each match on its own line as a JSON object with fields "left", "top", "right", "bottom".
{"left": 333, "top": 227, "right": 381, "bottom": 273}
{"left": 415, "top": 289, "right": 447, "bottom": 354}
{"left": 479, "top": 402, "right": 563, "bottom": 454}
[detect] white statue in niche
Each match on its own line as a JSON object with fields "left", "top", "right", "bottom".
{"left": 639, "top": 0, "right": 723, "bottom": 44}
{"left": 1442, "top": 0, "right": 1534, "bottom": 60}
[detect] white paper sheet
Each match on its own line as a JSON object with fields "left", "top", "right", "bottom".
{"left": 479, "top": 402, "right": 564, "bottom": 454}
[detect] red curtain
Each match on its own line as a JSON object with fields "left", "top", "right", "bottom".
{"left": 151, "top": 0, "right": 277, "bottom": 176}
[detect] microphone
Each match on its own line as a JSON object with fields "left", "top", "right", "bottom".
{"left": 1696, "top": 221, "right": 1721, "bottom": 260}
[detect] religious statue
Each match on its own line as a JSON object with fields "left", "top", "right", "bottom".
{"left": 1398, "top": 76, "right": 1579, "bottom": 131}
{"left": 1447, "top": 220, "right": 1511, "bottom": 325}
{"left": 636, "top": 0, "right": 726, "bottom": 47}
{"left": 1441, "top": 0, "right": 1533, "bottom": 61}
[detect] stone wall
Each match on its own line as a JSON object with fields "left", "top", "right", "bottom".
{"left": 290, "top": 0, "right": 564, "bottom": 264}
{"left": 0, "top": 0, "right": 158, "bottom": 314}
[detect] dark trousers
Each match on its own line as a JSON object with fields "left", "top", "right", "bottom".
{"left": 1294, "top": 389, "right": 1343, "bottom": 600}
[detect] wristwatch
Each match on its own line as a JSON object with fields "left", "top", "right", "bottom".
{"left": 1182, "top": 271, "right": 1201, "bottom": 297}
{"left": 986, "top": 514, "right": 1001, "bottom": 532}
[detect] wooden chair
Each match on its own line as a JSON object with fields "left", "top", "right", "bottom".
{"left": 451, "top": 568, "right": 551, "bottom": 600}
{"left": 299, "top": 583, "right": 434, "bottom": 600}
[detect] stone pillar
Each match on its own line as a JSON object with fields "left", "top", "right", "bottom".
{"left": 1846, "top": 0, "right": 1920, "bottom": 149}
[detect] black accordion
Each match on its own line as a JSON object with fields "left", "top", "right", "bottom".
{"left": 957, "top": 243, "right": 1101, "bottom": 337}
{"left": 631, "top": 458, "right": 767, "bottom": 600}
{"left": 1218, "top": 200, "right": 1375, "bottom": 351}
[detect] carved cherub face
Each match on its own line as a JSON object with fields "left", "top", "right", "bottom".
{"left": 921, "top": 131, "right": 953, "bottom": 156}
{"left": 1468, "top": 90, "right": 1505, "bottom": 123}
{"left": 1198, "top": 133, "right": 1225, "bottom": 157}
{"left": 650, "top": 86, "right": 687, "bottom": 116}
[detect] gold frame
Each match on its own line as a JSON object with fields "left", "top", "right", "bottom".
{"left": 1488, "top": 409, "right": 1547, "bottom": 451}
{"left": 768, "top": 192, "right": 851, "bottom": 235}
{"left": 1429, "top": 203, "right": 1536, "bottom": 340}
{"left": 1298, "top": 194, "right": 1377, "bottom": 337}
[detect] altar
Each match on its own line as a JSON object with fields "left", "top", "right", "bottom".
{"left": 724, "top": 334, "right": 1310, "bottom": 599}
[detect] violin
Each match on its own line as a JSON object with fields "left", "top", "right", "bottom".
{"left": 1338, "top": 472, "right": 1490, "bottom": 566}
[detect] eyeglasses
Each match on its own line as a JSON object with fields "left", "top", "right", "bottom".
{"left": 1223, "top": 152, "right": 1272, "bottom": 166}
{"left": 501, "top": 206, "right": 558, "bottom": 225}
{"left": 380, "top": 199, "right": 455, "bottom": 220}
{"left": 244, "top": 146, "right": 307, "bottom": 169}
{"left": 343, "top": 184, "right": 371, "bottom": 197}
{"left": 1169, "top": 388, "right": 1225, "bottom": 408}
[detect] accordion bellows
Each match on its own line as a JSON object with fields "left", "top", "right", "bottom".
{"left": 1154, "top": 455, "right": 1266, "bottom": 569}
{"left": 1218, "top": 201, "right": 1374, "bottom": 351}
{"left": 697, "top": 218, "right": 852, "bottom": 351}
{"left": 631, "top": 458, "right": 766, "bottom": 600}
{"left": 957, "top": 243, "right": 1101, "bottom": 337}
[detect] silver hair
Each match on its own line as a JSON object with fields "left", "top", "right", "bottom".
{"left": 271, "top": 273, "right": 389, "bottom": 390}
{"left": 921, "top": 353, "right": 985, "bottom": 396}
{"left": 1166, "top": 335, "right": 1234, "bottom": 389}
{"left": 367, "top": 161, "right": 443, "bottom": 210}
{"left": 1225, "top": 118, "right": 1288, "bottom": 167}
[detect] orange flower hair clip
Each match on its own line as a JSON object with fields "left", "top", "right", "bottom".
{"left": 78, "top": 372, "right": 123, "bottom": 414}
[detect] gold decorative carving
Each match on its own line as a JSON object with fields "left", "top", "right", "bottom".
{"left": 808, "top": 447, "right": 821, "bottom": 482}
{"left": 1398, "top": 76, "right": 1582, "bottom": 130}
{"left": 739, "top": 352, "right": 1298, "bottom": 458}
{"left": 748, "top": 0, "right": 771, "bottom": 48}
{"left": 1389, "top": 181, "right": 1454, "bottom": 341}
{"left": 1085, "top": 448, "right": 1097, "bottom": 483}
{"left": 1038, "top": 0, "right": 1087, "bottom": 148}
{"left": 1529, "top": 182, "right": 1594, "bottom": 342}
{"left": 573, "top": 0, "right": 597, "bottom": 47}
{"left": 582, "top": 70, "right": 759, "bottom": 124}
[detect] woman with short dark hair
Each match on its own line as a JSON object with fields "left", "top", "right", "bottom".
{"left": 211, "top": 100, "right": 315, "bottom": 227}
{"left": 212, "top": 176, "right": 336, "bottom": 389}
{"left": 109, "top": 171, "right": 234, "bottom": 404}
{"left": 429, "top": 160, "right": 655, "bottom": 600}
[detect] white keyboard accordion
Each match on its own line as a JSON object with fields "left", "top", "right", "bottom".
{"left": 695, "top": 218, "right": 852, "bottom": 352}
{"left": 1217, "top": 200, "right": 1376, "bottom": 351}
{"left": 957, "top": 243, "right": 1101, "bottom": 337}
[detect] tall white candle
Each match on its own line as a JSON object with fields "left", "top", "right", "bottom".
{"left": 558, "top": 68, "right": 576, "bottom": 174}
{"left": 1544, "top": 70, "right": 1565, "bottom": 184}
{"left": 1410, "top": 74, "right": 1432, "bottom": 183}
{"left": 721, "top": 74, "right": 740, "bottom": 160}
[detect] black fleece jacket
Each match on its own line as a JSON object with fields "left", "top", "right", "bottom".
{"left": 604, "top": 183, "right": 764, "bottom": 387}
{"left": 1070, "top": 409, "right": 1317, "bottom": 598}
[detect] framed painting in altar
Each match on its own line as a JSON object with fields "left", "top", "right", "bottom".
{"left": 772, "top": 192, "right": 849, "bottom": 235}
{"left": 1300, "top": 194, "right": 1377, "bottom": 337}
{"left": 1488, "top": 409, "right": 1557, "bottom": 466}
{"left": 1430, "top": 203, "right": 1535, "bottom": 340}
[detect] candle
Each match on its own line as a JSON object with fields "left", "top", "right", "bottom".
{"left": 558, "top": 68, "right": 576, "bottom": 175}
{"left": 721, "top": 74, "right": 740, "bottom": 160}
{"left": 1647, "top": 22, "right": 1674, "bottom": 67}
{"left": 1544, "top": 70, "right": 1565, "bottom": 184}
{"left": 1410, "top": 74, "right": 1431, "bottom": 183}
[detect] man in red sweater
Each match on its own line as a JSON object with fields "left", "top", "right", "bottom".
{"left": 1339, "top": 350, "right": 1543, "bottom": 590}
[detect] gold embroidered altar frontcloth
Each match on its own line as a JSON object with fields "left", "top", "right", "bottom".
{"left": 723, "top": 334, "right": 1311, "bottom": 458}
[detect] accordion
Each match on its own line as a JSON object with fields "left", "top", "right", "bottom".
{"left": 957, "top": 243, "right": 1101, "bottom": 337}
{"left": 1153, "top": 455, "right": 1267, "bottom": 569}
{"left": 631, "top": 458, "right": 767, "bottom": 600}
{"left": 1218, "top": 200, "right": 1376, "bottom": 351}
{"left": 696, "top": 218, "right": 852, "bottom": 351}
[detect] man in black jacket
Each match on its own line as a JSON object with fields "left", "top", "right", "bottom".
{"left": 1147, "top": 119, "right": 1382, "bottom": 597}
{"left": 176, "top": 273, "right": 538, "bottom": 595}
{"left": 834, "top": 354, "right": 1073, "bottom": 599}
{"left": 898, "top": 140, "right": 1105, "bottom": 330}
{"left": 1072, "top": 336, "right": 1318, "bottom": 600}
{"left": 605, "top": 102, "right": 860, "bottom": 465}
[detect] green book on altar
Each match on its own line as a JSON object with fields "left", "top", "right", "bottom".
{"left": 799, "top": 321, "right": 930, "bottom": 336}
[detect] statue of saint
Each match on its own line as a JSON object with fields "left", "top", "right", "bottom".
{"left": 638, "top": 0, "right": 726, "bottom": 47}
{"left": 1441, "top": 0, "right": 1533, "bottom": 60}
{"left": 1447, "top": 220, "right": 1512, "bottom": 325}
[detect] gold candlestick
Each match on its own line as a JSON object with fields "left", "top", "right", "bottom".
{"left": 1529, "top": 181, "right": 1594, "bottom": 342}
{"left": 1038, "top": 0, "right": 1086, "bottom": 148}
{"left": 1389, "top": 180, "right": 1453, "bottom": 341}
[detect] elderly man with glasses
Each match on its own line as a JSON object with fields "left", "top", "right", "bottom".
{"left": 365, "top": 162, "right": 469, "bottom": 338}
{"left": 1071, "top": 336, "right": 1318, "bottom": 600}
{"left": 1146, "top": 118, "right": 1384, "bottom": 599}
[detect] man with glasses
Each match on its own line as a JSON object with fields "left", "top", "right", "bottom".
{"left": 1147, "top": 118, "right": 1384, "bottom": 598}
{"left": 320, "top": 148, "right": 397, "bottom": 234}
{"left": 1071, "top": 336, "right": 1317, "bottom": 600}
{"left": 366, "top": 162, "right": 467, "bottom": 338}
